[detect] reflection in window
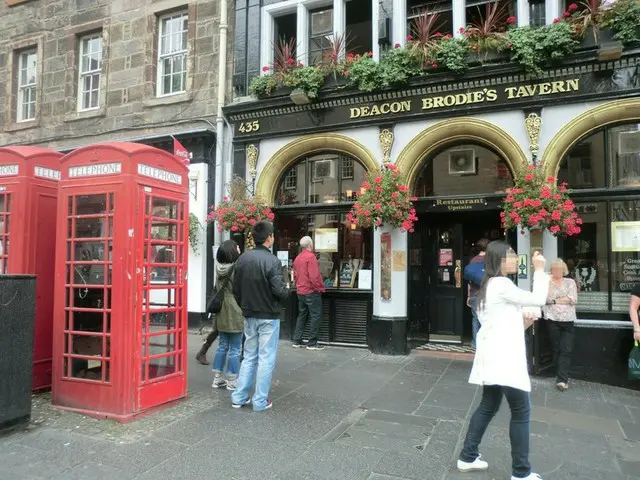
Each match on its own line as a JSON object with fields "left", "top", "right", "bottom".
{"left": 275, "top": 153, "right": 365, "bottom": 206}
{"left": 309, "top": 7, "right": 333, "bottom": 65}
{"left": 414, "top": 144, "right": 513, "bottom": 197}
{"left": 558, "top": 131, "right": 605, "bottom": 189}
{"left": 275, "top": 213, "right": 373, "bottom": 290}
{"left": 407, "top": 0, "right": 453, "bottom": 37}
{"left": 609, "top": 124, "right": 640, "bottom": 187}
{"left": 346, "top": 0, "right": 372, "bottom": 55}
{"left": 560, "top": 202, "right": 609, "bottom": 312}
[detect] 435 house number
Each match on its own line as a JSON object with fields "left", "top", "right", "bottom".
{"left": 238, "top": 121, "right": 260, "bottom": 133}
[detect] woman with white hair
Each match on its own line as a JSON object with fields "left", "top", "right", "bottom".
{"left": 544, "top": 259, "right": 578, "bottom": 391}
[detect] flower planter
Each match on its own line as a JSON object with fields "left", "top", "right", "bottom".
{"left": 321, "top": 75, "right": 349, "bottom": 91}
{"left": 468, "top": 49, "right": 509, "bottom": 65}
{"left": 578, "top": 26, "right": 617, "bottom": 50}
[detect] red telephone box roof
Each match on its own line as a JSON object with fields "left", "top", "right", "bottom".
{"left": 59, "top": 142, "right": 188, "bottom": 188}
{"left": 0, "top": 146, "right": 63, "bottom": 180}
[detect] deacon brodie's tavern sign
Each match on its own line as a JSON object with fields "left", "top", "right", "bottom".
{"left": 229, "top": 60, "right": 640, "bottom": 138}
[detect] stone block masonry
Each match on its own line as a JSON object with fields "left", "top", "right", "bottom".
{"left": 0, "top": 0, "right": 234, "bottom": 149}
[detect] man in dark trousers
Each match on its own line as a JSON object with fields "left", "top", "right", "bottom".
{"left": 231, "top": 221, "right": 289, "bottom": 412}
{"left": 291, "top": 236, "right": 326, "bottom": 350}
{"left": 467, "top": 238, "right": 488, "bottom": 348}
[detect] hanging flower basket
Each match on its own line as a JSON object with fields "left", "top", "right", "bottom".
{"left": 347, "top": 164, "right": 418, "bottom": 232}
{"left": 501, "top": 164, "right": 582, "bottom": 236}
{"left": 207, "top": 196, "right": 274, "bottom": 233}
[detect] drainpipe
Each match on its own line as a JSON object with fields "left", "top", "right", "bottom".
{"left": 214, "top": 0, "right": 228, "bottom": 247}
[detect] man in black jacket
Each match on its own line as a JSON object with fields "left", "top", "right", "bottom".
{"left": 231, "top": 221, "right": 289, "bottom": 411}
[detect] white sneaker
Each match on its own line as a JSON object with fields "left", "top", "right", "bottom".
{"left": 512, "top": 474, "right": 543, "bottom": 480}
{"left": 212, "top": 376, "right": 227, "bottom": 389}
{"left": 457, "top": 455, "right": 489, "bottom": 472}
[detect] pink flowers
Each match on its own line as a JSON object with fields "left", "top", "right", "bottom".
{"left": 262, "top": 66, "right": 270, "bottom": 72}
{"left": 568, "top": 3, "right": 578, "bottom": 12}
{"left": 407, "top": 35, "right": 413, "bottom": 41}
{"left": 506, "top": 16, "right": 517, "bottom": 24}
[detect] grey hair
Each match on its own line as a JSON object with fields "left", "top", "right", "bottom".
{"left": 300, "top": 236, "right": 313, "bottom": 249}
{"left": 550, "top": 258, "right": 569, "bottom": 276}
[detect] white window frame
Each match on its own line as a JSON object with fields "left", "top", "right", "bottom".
{"left": 77, "top": 33, "right": 103, "bottom": 112}
{"left": 283, "top": 168, "right": 297, "bottom": 190}
{"left": 17, "top": 49, "right": 37, "bottom": 123}
{"left": 156, "top": 11, "right": 189, "bottom": 98}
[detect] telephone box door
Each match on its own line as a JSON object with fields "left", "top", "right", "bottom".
{"left": 137, "top": 187, "right": 188, "bottom": 410}
{"left": 0, "top": 191, "right": 11, "bottom": 274}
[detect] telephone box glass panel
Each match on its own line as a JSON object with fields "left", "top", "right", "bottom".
{"left": 0, "top": 193, "right": 10, "bottom": 274}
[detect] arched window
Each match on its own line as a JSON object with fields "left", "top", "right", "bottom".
{"left": 275, "top": 152, "right": 367, "bottom": 206}
{"left": 414, "top": 143, "right": 514, "bottom": 197}
{"left": 558, "top": 122, "right": 640, "bottom": 314}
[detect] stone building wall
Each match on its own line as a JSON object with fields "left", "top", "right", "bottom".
{"left": 0, "top": 0, "right": 233, "bottom": 149}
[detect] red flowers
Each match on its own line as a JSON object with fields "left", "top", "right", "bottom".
{"left": 262, "top": 66, "right": 270, "bottom": 72}
{"left": 348, "top": 164, "right": 417, "bottom": 232}
{"left": 501, "top": 164, "right": 581, "bottom": 237}
{"left": 506, "top": 16, "right": 517, "bottom": 24}
{"left": 553, "top": 18, "right": 560, "bottom": 24}
{"left": 394, "top": 43, "right": 401, "bottom": 48}
{"left": 568, "top": 3, "right": 578, "bottom": 12}
{"left": 407, "top": 35, "right": 413, "bottom": 41}
{"left": 207, "top": 196, "right": 274, "bottom": 233}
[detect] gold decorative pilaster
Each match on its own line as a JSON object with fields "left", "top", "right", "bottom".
{"left": 379, "top": 129, "right": 394, "bottom": 165}
{"left": 246, "top": 144, "right": 259, "bottom": 180}
{"left": 524, "top": 113, "right": 542, "bottom": 160}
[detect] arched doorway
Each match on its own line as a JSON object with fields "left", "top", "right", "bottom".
{"left": 408, "top": 141, "right": 517, "bottom": 345}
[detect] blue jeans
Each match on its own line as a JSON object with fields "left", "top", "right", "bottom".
{"left": 293, "top": 292, "right": 322, "bottom": 345}
{"left": 212, "top": 332, "right": 243, "bottom": 378}
{"left": 470, "top": 296, "right": 480, "bottom": 348}
{"left": 460, "top": 385, "right": 532, "bottom": 478}
{"left": 231, "top": 318, "right": 280, "bottom": 411}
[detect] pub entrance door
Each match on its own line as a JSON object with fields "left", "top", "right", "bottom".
{"left": 408, "top": 209, "right": 510, "bottom": 345}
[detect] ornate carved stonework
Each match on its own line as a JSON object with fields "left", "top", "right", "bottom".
{"left": 524, "top": 113, "right": 542, "bottom": 158}
{"left": 379, "top": 128, "right": 394, "bottom": 165}
{"left": 246, "top": 144, "right": 259, "bottom": 179}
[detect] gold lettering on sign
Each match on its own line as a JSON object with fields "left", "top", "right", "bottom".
{"left": 505, "top": 79, "right": 579, "bottom": 99}
{"left": 422, "top": 88, "right": 498, "bottom": 110}
{"left": 434, "top": 198, "right": 487, "bottom": 211}
{"left": 350, "top": 100, "right": 411, "bottom": 118}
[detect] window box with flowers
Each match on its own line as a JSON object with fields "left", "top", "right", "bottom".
{"left": 501, "top": 165, "right": 583, "bottom": 237}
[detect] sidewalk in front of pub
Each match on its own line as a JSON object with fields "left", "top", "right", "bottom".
{"left": 2, "top": 334, "right": 640, "bottom": 480}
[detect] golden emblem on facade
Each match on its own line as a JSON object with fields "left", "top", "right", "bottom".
{"left": 379, "top": 129, "right": 394, "bottom": 165}
{"left": 246, "top": 144, "right": 259, "bottom": 179}
{"left": 524, "top": 113, "right": 542, "bottom": 158}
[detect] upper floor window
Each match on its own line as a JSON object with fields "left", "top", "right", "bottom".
{"left": 529, "top": 0, "right": 546, "bottom": 27}
{"left": 157, "top": 12, "right": 188, "bottom": 97}
{"left": 408, "top": 0, "right": 454, "bottom": 37}
{"left": 309, "top": 7, "right": 333, "bottom": 65}
{"left": 78, "top": 33, "right": 102, "bottom": 111}
{"left": 17, "top": 49, "right": 37, "bottom": 122}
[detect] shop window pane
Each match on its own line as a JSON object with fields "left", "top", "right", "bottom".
{"left": 340, "top": 157, "right": 367, "bottom": 202}
{"left": 414, "top": 144, "right": 513, "bottom": 197}
{"left": 611, "top": 200, "right": 640, "bottom": 312}
{"left": 408, "top": 0, "right": 453, "bottom": 37}
{"left": 560, "top": 202, "right": 609, "bottom": 312}
{"left": 346, "top": 0, "right": 372, "bottom": 55}
{"left": 308, "top": 154, "right": 340, "bottom": 204}
{"left": 558, "top": 131, "right": 605, "bottom": 189}
{"left": 276, "top": 163, "right": 304, "bottom": 206}
{"left": 609, "top": 123, "right": 640, "bottom": 188}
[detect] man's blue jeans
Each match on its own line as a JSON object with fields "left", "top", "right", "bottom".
{"left": 212, "top": 332, "right": 243, "bottom": 378}
{"left": 470, "top": 296, "right": 480, "bottom": 348}
{"left": 231, "top": 318, "right": 280, "bottom": 411}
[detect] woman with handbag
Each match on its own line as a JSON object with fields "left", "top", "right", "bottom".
{"left": 211, "top": 239, "right": 244, "bottom": 391}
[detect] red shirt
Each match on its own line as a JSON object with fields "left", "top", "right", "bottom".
{"left": 293, "top": 249, "right": 326, "bottom": 295}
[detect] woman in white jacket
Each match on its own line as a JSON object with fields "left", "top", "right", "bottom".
{"left": 457, "top": 241, "right": 549, "bottom": 480}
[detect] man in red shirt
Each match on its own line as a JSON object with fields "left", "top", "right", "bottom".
{"left": 292, "top": 236, "right": 326, "bottom": 350}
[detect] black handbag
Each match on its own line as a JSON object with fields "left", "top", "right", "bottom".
{"left": 206, "top": 267, "right": 234, "bottom": 314}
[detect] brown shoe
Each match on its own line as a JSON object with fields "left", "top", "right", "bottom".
{"left": 195, "top": 346, "right": 209, "bottom": 365}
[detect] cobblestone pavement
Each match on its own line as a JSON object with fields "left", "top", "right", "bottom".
{"left": 1, "top": 331, "right": 640, "bottom": 480}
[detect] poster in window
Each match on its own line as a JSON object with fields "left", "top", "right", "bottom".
{"left": 339, "top": 259, "right": 359, "bottom": 288}
{"left": 380, "top": 232, "right": 392, "bottom": 302}
{"left": 611, "top": 221, "right": 640, "bottom": 252}
{"left": 439, "top": 248, "right": 453, "bottom": 266}
{"left": 314, "top": 227, "right": 338, "bottom": 252}
{"left": 392, "top": 250, "right": 406, "bottom": 272}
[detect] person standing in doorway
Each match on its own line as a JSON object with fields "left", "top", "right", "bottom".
{"left": 457, "top": 243, "right": 548, "bottom": 480}
{"left": 544, "top": 259, "right": 577, "bottom": 391}
{"left": 467, "top": 238, "right": 489, "bottom": 348}
{"left": 231, "top": 221, "right": 290, "bottom": 412}
{"left": 292, "top": 236, "right": 326, "bottom": 350}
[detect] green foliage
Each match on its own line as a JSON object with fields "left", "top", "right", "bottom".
{"left": 249, "top": 74, "right": 277, "bottom": 97}
{"left": 345, "top": 54, "right": 383, "bottom": 92}
{"left": 189, "top": 213, "right": 203, "bottom": 253}
{"left": 602, "top": 0, "right": 640, "bottom": 45}
{"left": 378, "top": 47, "right": 422, "bottom": 87}
{"left": 435, "top": 37, "right": 470, "bottom": 74}
{"left": 282, "top": 66, "right": 325, "bottom": 99}
{"left": 507, "top": 21, "right": 577, "bottom": 76}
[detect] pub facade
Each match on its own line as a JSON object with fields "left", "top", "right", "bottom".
{"left": 227, "top": 0, "right": 640, "bottom": 387}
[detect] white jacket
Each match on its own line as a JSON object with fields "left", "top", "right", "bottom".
{"left": 468, "top": 271, "right": 550, "bottom": 392}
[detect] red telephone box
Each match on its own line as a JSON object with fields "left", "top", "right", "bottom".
{"left": 0, "top": 146, "right": 62, "bottom": 391}
{"left": 51, "top": 142, "right": 189, "bottom": 422}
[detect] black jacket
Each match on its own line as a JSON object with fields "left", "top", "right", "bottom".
{"left": 233, "top": 245, "right": 289, "bottom": 319}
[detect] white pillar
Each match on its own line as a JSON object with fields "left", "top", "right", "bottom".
{"left": 260, "top": 9, "right": 274, "bottom": 71}
{"left": 372, "top": 0, "right": 380, "bottom": 60}
{"left": 543, "top": 230, "right": 559, "bottom": 264}
{"left": 297, "top": 3, "right": 309, "bottom": 65}
{"left": 545, "top": 0, "right": 562, "bottom": 25}
{"left": 392, "top": 0, "right": 406, "bottom": 46}
{"left": 188, "top": 163, "right": 208, "bottom": 313}
{"left": 518, "top": 0, "right": 530, "bottom": 27}
{"left": 333, "top": 0, "right": 346, "bottom": 51}
{"left": 452, "top": 0, "right": 466, "bottom": 37}
{"left": 373, "top": 226, "right": 408, "bottom": 318}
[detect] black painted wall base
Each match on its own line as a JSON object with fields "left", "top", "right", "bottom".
{"left": 188, "top": 311, "right": 208, "bottom": 329}
{"left": 368, "top": 316, "right": 409, "bottom": 355}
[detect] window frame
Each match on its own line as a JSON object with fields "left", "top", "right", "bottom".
{"left": 17, "top": 49, "right": 37, "bottom": 123}
{"left": 156, "top": 11, "right": 189, "bottom": 98}
{"left": 308, "top": 6, "right": 333, "bottom": 65}
{"left": 77, "top": 33, "right": 103, "bottom": 112}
